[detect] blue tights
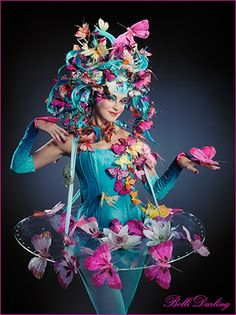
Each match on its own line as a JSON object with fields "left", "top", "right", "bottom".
{"left": 79, "top": 266, "right": 143, "bottom": 314}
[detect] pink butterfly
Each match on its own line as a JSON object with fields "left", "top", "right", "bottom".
{"left": 83, "top": 243, "right": 122, "bottom": 289}
{"left": 111, "top": 143, "right": 127, "bottom": 155}
{"left": 120, "top": 136, "right": 137, "bottom": 147}
{"left": 50, "top": 213, "right": 76, "bottom": 234}
{"left": 135, "top": 169, "right": 145, "bottom": 179}
{"left": 182, "top": 226, "right": 210, "bottom": 257}
{"left": 144, "top": 240, "right": 173, "bottom": 289}
{"left": 135, "top": 70, "right": 151, "bottom": 89}
{"left": 109, "top": 219, "right": 123, "bottom": 233}
{"left": 70, "top": 216, "right": 102, "bottom": 238}
{"left": 111, "top": 136, "right": 137, "bottom": 155}
{"left": 63, "top": 234, "right": 77, "bottom": 246}
{"left": 33, "top": 201, "right": 65, "bottom": 218}
{"left": 114, "top": 20, "right": 149, "bottom": 46}
{"left": 137, "top": 120, "right": 153, "bottom": 132}
{"left": 28, "top": 231, "right": 52, "bottom": 279}
{"left": 54, "top": 250, "right": 80, "bottom": 289}
{"left": 104, "top": 69, "right": 116, "bottom": 82}
{"left": 189, "top": 146, "right": 219, "bottom": 165}
{"left": 114, "top": 179, "right": 132, "bottom": 195}
{"left": 106, "top": 167, "right": 129, "bottom": 180}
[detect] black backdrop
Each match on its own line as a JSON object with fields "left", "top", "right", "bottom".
{"left": 2, "top": 1, "right": 235, "bottom": 314}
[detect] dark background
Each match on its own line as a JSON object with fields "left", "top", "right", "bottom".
{"left": 1, "top": 1, "right": 235, "bottom": 314}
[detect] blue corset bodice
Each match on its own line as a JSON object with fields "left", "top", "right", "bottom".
{"left": 75, "top": 148, "right": 144, "bottom": 228}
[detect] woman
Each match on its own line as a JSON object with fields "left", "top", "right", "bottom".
{"left": 10, "top": 18, "right": 220, "bottom": 314}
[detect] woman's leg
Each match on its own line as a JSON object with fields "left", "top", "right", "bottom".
{"left": 78, "top": 266, "right": 126, "bottom": 314}
{"left": 119, "top": 268, "right": 143, "bottom": 313}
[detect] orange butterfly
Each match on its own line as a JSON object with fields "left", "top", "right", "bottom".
{"left": 125, "top": 176, "right": 136, "bottom": 190}
{"left": 130, "top": 190, "right": 142, "bottom": 205}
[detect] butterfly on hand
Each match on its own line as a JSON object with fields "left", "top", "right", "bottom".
{"left": 189, "top": 146, "right": 220, "bottom": 167}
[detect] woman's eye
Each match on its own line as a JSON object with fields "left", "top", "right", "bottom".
{"left": 106, "top": 95, "right": 114, "bottom": 101}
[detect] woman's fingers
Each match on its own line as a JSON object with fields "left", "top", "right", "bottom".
{"left": 200, "top": 162, "right": 221, "bottom": 170}
{"left": 186, "top": 164, "right": 200, "bottom": 174}
{"left": 52, "top": 131, "right": 63, "bottom": 143}
{"left": 54, "top": 130, "right": 68, "bottom": 143}
{"left": 57, "top": 126, "right": 70, "bottom": 136}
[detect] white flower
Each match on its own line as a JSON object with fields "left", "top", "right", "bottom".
{"left": 99, "top": 225, "right": 141, "bottom": 250}
{"left": 143, "top": 219, "right": 174, "bottom": 246}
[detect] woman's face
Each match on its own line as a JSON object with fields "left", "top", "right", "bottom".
{"left": 93, "top": 90, "right": 128, "bottom": 123}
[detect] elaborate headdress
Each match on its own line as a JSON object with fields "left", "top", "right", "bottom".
{"left": 46, "top": 18, "right": 157, "bottom": 143}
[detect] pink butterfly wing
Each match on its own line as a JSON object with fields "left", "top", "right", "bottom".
{"left": 110, "top": 219, "right": 123, "bottom": 233}
{"left": 106, "top": 168, "right": 119, "bottom": 178}
{"left": 149, "top": 240, "right": 173, "bottom": 265}
{"left": 135, "top": 170, "right": 145, "bottom": 179}
{"left": 190, "top": 146, "right": 218, "bottom": 164}
{"left": 126, "top": 136, "right": 137, "bottom": 147}
{"left": 84, "top": 243, "right": 111, "bottom": 271}
{"left": 28, "top": 256, "right": 47, "bottom": 279}
{"left": 111, "top": 143, "right": 126, "bottom": 155}
{"left": 156, "top": 266, "right": 171, "bottom": 289}
{"left": 107, "top": 267, "right": 122, "bottom": 289}
{"left": 144, "top": 265, "right": 160, "bottom": 281}
{"left": 114, "top": 31, "right": 130, "bottom": 45}
{"left": 54, "top": 260, "right": 74, "bottom": 289}
{"left": 31, "top": 231, "right": 52, "bottom": 255}
{"left": 129, "top": 19, "right": 150, "bottom": 38}
{"left": 114, "top": 179, "right": 124, "bottom": 193}
{"left": 91, "top": 270, "right": 106, "bottom": 287}
{"left": 117, "top": 169, "right": 129, "bottom": 180}
{"left": 202, "top": 146, "right": 217, "bottom": 160}
{"left": 114, "top": 180, "right": 132, "bottom": 195}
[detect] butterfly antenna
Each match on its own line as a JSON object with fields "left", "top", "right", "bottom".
{"left": 116, "top": 22, "right": 128, "bottom": 29}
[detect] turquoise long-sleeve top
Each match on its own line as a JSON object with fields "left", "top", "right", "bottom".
{"left": 10, "top": 120, "right": 183, "bottom": 228}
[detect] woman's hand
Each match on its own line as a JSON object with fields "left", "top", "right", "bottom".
{"left": 178, "top": 156, "right": 221, "bottom": 174}
{"left": 36, "top": 120, "right": 70, "bottom": 143}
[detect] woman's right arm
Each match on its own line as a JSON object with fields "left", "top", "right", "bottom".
{"left": 10, "top": 119, "right": 72, "bottom": 173}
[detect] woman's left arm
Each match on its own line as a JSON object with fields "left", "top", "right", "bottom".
{"left": 142, "top": 153, "right": 220, "bottom": 201}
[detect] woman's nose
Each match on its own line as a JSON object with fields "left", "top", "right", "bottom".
{"left": 112, "top": 102, "right": 119, "bottom": 111}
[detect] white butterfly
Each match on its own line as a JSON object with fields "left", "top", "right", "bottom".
{"left": 98, "top": 18, "right": 109, "bottom": 31}
{"left": 28, "top": 231, "right": 52, "bottom": 279}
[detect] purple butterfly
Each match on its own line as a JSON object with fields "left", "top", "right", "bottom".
{"left": 54, "top": 250, "right": 80, "bottom": 289}
{"left": 28, "top": 231, "right": 52, "bottom": 279}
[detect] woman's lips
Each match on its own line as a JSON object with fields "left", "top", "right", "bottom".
{"left": 109, "top": 111, "right": 119, "bottom": 117}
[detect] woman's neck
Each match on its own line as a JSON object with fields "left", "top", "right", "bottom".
{"left": 90, "top": 114, "right": 110, "bottom": 129}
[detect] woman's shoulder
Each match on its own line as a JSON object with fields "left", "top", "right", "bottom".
{"left": 116, "top": 127, "right": 132, "bottom": 139}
